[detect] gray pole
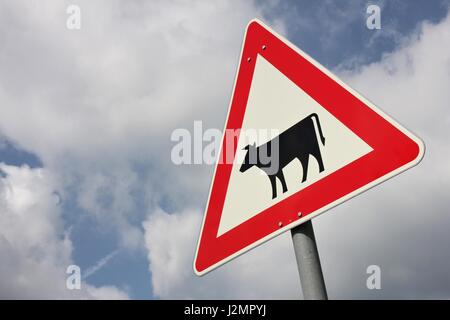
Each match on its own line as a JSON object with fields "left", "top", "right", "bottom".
{"left": 291, "top": 220, "right": 328, "bottom": 300}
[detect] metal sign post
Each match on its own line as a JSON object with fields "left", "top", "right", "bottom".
{"left": 291, "top": 220, "right": 328, "bottom": 300}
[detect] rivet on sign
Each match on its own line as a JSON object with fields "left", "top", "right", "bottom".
{"left": 247, "top": 57, "right": 252, "bottom": 62}
{"left": 298, "top": 212, "right": 302, "bottom": 217}
{"left": 262, "top": 45, "right": 267, "bottom": 50}
{"left": 278, "top": 222, "right": 283, "bottom": 227}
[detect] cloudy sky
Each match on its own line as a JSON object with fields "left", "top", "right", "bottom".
{"left": 0, "top": 0, "right": 449, "bottom": 299}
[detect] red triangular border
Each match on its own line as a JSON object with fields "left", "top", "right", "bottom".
{"left": 194, "top": 19, "right": 424, "bottom": 275}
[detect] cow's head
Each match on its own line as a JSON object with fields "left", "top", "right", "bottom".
{"left": 240, "top": 142, "right": 257, "bottom": 173}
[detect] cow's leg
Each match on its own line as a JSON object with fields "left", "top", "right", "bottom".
{"left": 277, "top": 171, "right": 288, "bottom": 193}
{"left": 313, "top": 148, "right": 325, "bottom": 173}
{"left": 307, "top": 140, "right": 325, "bottom": 173}
{"left": 268, "top": 175, "right": 277, "bottom": 199}
{"left": 299, "top": 156, "right": 309, "bottom": 183}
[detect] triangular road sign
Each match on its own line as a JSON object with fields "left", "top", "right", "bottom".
{"left": 194, "top": 19, "right": 424, "bottom": 276}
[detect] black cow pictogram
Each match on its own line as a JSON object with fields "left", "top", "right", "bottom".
{"left": 240, "top": 113, "right": 326, "bottom": 199}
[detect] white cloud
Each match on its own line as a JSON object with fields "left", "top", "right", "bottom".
{"left": 0, "top": 0, "right": 280, "bottom": 250}
{"left": 85, "top": 285, "right": 129, "bottom": 300}
{"left": 0, "top": 0, "right": 273, "bottom": 163}
{"left": 0, "top": 163, "right": 128, "bottom": 299}
{"left": 0, "top": 0, "right": 280, "bottom": 298}
{"left": 143, "top": 208, "right": 300, "bottom": 299}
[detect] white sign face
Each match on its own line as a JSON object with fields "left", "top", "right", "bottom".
{"left": 194, "top": 19, "right": 424, "bottom": 276}
{"left": 217, "top": 55, "right": 373, "bottom": 236}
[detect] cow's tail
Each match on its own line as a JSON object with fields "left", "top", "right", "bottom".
{"left": 310, "top": 113, "right": 325, "bottom": 146}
